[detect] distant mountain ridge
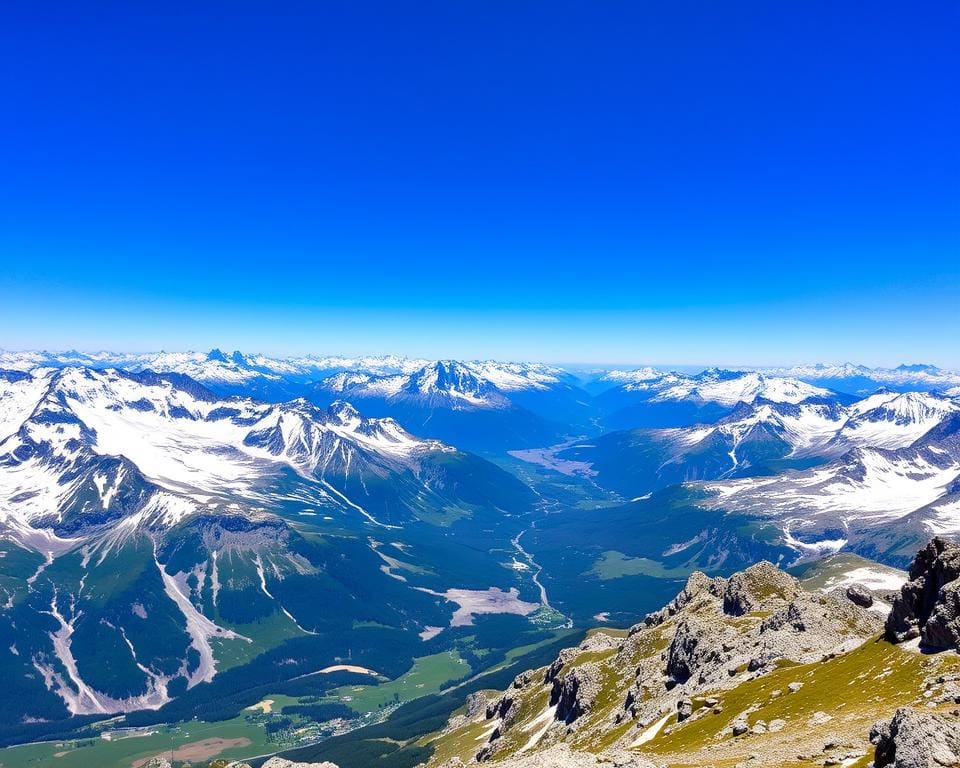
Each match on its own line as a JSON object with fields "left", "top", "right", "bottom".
{"left": 562, "top": 389, "right": 960, "bottom": 498}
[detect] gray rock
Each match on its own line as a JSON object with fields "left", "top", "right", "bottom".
{"left": 886, "top": 537, "right": 960, "bottom": 650}
{"left": 723, "top": 561, "right": 800, "bottom": 616}
{"left": 448, "top": 744, "right": 655, "bottom": 767}
{"left": 665, "top": 616, "right": 725, "bottom": 684}
{"left": 465, "top": 691, "right": 489, "bottom": 717}
{"left": 643, "top": 571, "right": 723, "bottom": 627}
{"left": 845, "top": 583, "right": 874, "bottom": 608}
{"left": 870, "top": 707, "right": 960, "bottom": 768}
{"left": 551, "top": 662, "right": 602, "bottom": 724}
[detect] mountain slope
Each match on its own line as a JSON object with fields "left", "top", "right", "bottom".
{"left": 595, "top": 369, "right": 842, "bottom": 430}
{"left": 311, "top": 360, "right": 585, "bottom": 452}
{"left": 424, "top": 542, "right": 960, "bottom": 768}
{"left": 0, "top": 367, "right": 544, "bottom": 734}
{"left": 561, "top": 391, "right": 959, "bottom": 498}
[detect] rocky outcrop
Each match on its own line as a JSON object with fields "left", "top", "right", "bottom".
{"left": 140, "top": 759, "right": 172, "bottom": 768}
{"left": 550, "top": 662, "right": 603, "bottom": 724}
{"left": 440, "top": 744, "right": 654, "bottom": 767}
{"left": 665, "top": 616, "right": 726, "bottom": 684}
{"left": 227, "top": 758, "right": 339, "bottom": 768}
{"left": 642, "top": 570, "right": 724, "bottom": 627}
{"left": 885, "top": 537, "right": 960, "bottom": 649}
{"left": 426, "top": 547, "right": 934, "bottom": 768}
{"left": 722, "top": 561, "right": 800, "bottom": 616}
{"left": 870, "top": 707, "right": 960, "bottom": 767}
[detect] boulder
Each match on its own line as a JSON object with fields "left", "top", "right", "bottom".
{"left": 845, "top": 583, "right": 874, "bottom": 608}
{"left": 870, "top": 707, "right": 960, "bottom": 768}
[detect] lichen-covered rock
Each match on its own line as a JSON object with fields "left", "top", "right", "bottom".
{"left": 924, "top": 579, "right": 960, "bottom": 650}
{"left": 551, "top": 661, "right": 603, "bottom": 724}
{"left": 486, "top": 691, "right": 517, "bottom": 723}
{"left": 886, "top": 537, "right": 960, "bottom": 649}
{"left": 870, "top": 707, "right": 960, "bottom": 767}
{"left": 545, "top": 647, "right": 582, "bottom": 684}
{"left": 465, "top": 691, "right": 490, "bottom": 717}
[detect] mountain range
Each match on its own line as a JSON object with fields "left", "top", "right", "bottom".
{"left": 0, "top": 366, "right": 544, "bottom": 738}
{"left": 0, "top": 351, "right": 958, "bottom": 767}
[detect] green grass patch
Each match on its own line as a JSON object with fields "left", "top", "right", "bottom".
{"left": 326, "top": 651, "right": 470, "bottom": 714}
{"left": 588, "top": 550, "right": 692, "bottom": 580}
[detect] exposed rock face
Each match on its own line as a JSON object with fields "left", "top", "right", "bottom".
{"left": 550, "top": 662, "right": 602, "bottom": 724}
{"left": 260, "top": 760, "right": 340, "bottom": 768}
{"left": 722, "top": 561, "right": 800, "bottom": 616}
{"left": 228, "top": 759, "right": 339, "bottom": 768}
{"left": 643, "top": 570, "right": 723, "bottom": 627}
{"left": 885, "top": 537, "right": 960, "bottom": 649}
{"left": 427, "top": 549, "right": 939, "bottom": 768}
{"left": 439, "top": 744, "right": 654, "bottom": 767}
{"left": 665, "top": 616, "right": 724, "bottom": 684}
{"left": 870, "top": 707, "right": 960, "bottom": 768}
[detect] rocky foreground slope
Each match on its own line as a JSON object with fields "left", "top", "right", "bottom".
{"left": 421, "top": 539, "right": 960, "bottom": 768}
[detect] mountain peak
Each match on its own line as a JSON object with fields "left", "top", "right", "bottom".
{"left": 206, "top": 348, "right": 228, "bottom": 363}
{"left": 327, "top": 400, "right": 362, "bottom": 425}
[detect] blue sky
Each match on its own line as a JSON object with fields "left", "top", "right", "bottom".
{"left": 1, "top": 2, "right": 958, "bottom": 366}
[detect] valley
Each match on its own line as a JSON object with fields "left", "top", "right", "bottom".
{"left": 0, "top": 353, "right": 957, "bottom": 767}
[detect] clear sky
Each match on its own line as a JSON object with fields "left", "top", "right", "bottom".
{"left": 1, "top": 2, "right": 958, "bottom": 366}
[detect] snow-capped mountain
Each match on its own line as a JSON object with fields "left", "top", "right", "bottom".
{"left": 753, "top": 362, "right": 960, "bottom": 396}
{"left": 0, "top": 349, "right": 429, "bottom": 401}
{"left": 560, "top": 390, "right": 960, "bottom": 500}
{"left": 594, "top": 368, "right": 842, "bottom": 430}
{"left": 0, "top": 366, "right": 532, "bottom": 543}
{"left": 316, "top": 359, "right": 572, "bottom": 407}
{"left": 312, "top": 359, "right": 588, "bottom": 451}
{"left": 0, "top": 367, "right": 538, "bottom": 723}
{"left": 651, "top": 368, "right": 834, "bottom": 406}
{"left": 698, "top": 412, "right": 960, "bottom": 563}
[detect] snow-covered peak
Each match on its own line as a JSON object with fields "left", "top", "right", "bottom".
{"left": 463, "top": 361, "right": 565, "bottom": 391}
{"left": 754, "top": 362, "right": 960, "bottom": 392}
{"left": 315, "top": 359, "right": 564, "bottom": 409}
{"left": 601, "top": 367, "right": 669, "bottom": 384}
{"left": 0, "top": 367, "right": 458, "bottom": 546}
{"left": 661, "top": 388, "right": 959, "bottom": 464}
{"left": 702, "top": 441, "right": 960, "bottom": 533}
{"left": 653, "top": 370, "right": 833, "bottom": 407}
